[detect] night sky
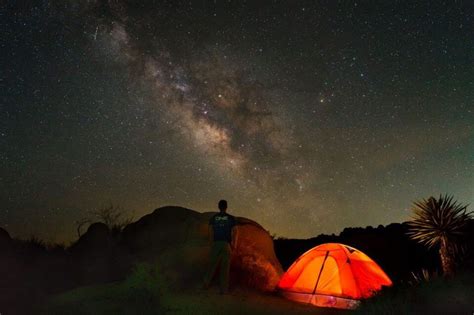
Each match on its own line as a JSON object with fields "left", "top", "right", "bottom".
{"left": 2, "top": 1, "right": 473, "bottom": 243}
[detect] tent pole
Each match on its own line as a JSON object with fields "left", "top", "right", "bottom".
{"left": 311, "top": 250, "right": 330, "bottom": 295}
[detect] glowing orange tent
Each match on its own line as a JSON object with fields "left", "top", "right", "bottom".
{"left": 277, "top": 243, "right": 392, "bottom": 309}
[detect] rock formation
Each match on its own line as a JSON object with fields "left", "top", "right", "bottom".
{"left": 122, "top": 206, "right": 283, "bottom": 291}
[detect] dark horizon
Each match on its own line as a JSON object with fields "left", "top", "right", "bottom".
{"left": 0, "top": 203, "right": 420, "bottom": 244}
{"left": 2, "top": 1, "right": 473, "bottom": 242}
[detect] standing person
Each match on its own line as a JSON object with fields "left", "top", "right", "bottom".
{"left": 202, "top": 200, "right": 236, "bottom": 294}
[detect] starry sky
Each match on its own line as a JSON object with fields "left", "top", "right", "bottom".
{"left": 1, "top": 1, "right": 473, "bottom": 243}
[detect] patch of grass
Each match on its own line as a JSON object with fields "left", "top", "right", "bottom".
{"left": 40, "top": 270, "right": 342, "bottom": 315}
{"left": 41, "top": 266, "right": 474, "bottom": 315}
{"left": 355, "top": 272, "right": 474, "bottom": 314}
{"left": 40, "top": 262, "right": 167, "bottom": 315}
{"left": 164, "top": 290, "right": 344, "bottom": 315}
{"left": 122, "top": 263, "right": 167, "bottom": 309}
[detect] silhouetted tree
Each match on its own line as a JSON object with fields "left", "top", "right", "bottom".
{"left": 407, "top": 195, "right": 472, "bottom": 277}
{"left": 76, "top": 204, "right": 134, "bottom": 238}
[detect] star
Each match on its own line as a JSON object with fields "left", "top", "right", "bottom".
{"left": 1, "top": 1, "right": 472, "bottom": 242}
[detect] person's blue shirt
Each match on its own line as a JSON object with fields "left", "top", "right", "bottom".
{"left": 209, "top": 213, "right": 236, "bottom": 243}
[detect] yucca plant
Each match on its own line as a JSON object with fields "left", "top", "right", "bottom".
{"left": 407, "top": 195, "right": 472, "bottom": 277}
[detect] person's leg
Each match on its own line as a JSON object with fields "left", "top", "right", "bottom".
{"left": 203, "top": 243, "right": 222, "bottom": 288}
{"left": 219, "top": 242, "right": 231, "bottom": 294}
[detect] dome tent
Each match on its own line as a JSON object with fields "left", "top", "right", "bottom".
{"left": 277, "top": 243, "right": 392, "bottom": 309}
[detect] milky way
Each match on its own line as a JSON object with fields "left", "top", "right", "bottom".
{"left": 1, "top": 1, "right": 473, "bottom": 242}
{"left": 103, "top": 21, "right": 296, "bottom": 183}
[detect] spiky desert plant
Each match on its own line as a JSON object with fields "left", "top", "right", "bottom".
{"left": 407, "top": 195, "right": 472, "bottom": 277}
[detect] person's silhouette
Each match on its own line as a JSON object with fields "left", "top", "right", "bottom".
{"left": 202, "top": 200, "right": 236, "bottom": 294}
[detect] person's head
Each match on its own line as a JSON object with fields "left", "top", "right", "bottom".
{"left": 218, "top": 200, "right": 228, "bottom": 212}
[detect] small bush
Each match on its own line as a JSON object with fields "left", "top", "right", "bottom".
{"left": 356, "top": 272, "right": 474, "bottom": 314}
{"left": 409, "top": 268, "right": 439, "bottom": 285}
{"left": 120, "top": 262, "right": 167, "bottom": 313}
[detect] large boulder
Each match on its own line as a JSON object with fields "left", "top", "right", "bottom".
{"left": 69, "top": 222, "right": 131, "bottom": 285}
{"left": 121, "top": 206, "right": 283, "bottom": 291}
{"left": 71, "top": 222, "right": 112, "bottom": 252}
